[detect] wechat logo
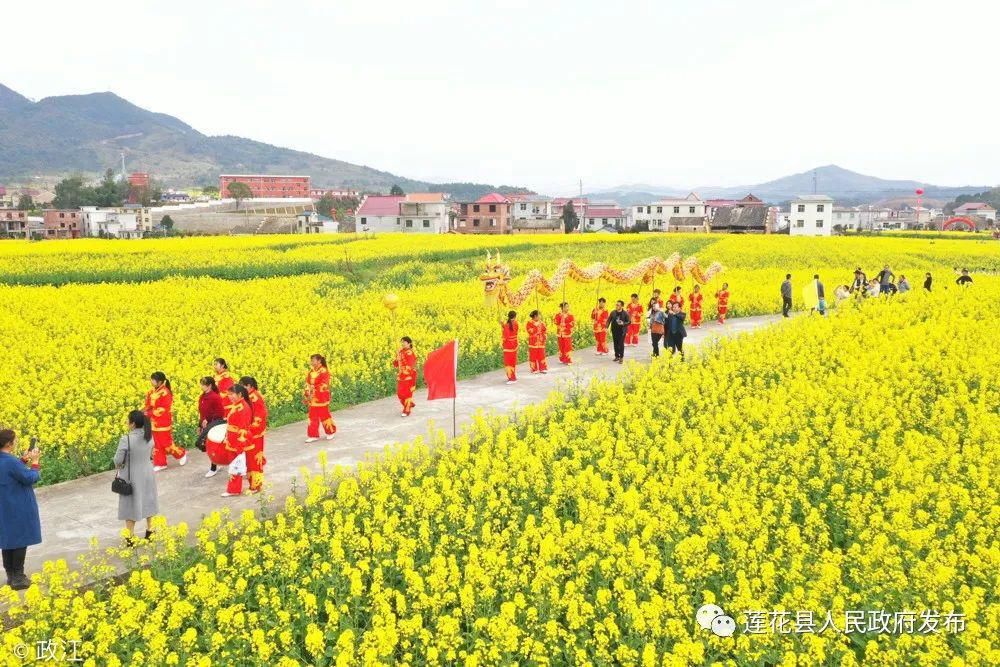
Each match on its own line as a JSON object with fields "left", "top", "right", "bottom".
{"left": 697, "top": 603, "right": 737, "bottom": 637}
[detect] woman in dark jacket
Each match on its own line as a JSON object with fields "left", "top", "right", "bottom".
{"left": 665, "top": 301, "right": 687, "bottom": 359}
{"left": 198, "top": 377, "right": 226, "bottom": 478}
{"left": 0, "top": 429, "right": 42, "bottom": 590}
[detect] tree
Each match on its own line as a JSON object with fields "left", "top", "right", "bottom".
{"left": 201, "top": 185, "right": 220, "bottom": 198}
{"left": 16, "top": 194, "right": 34, "bottom": 211}
{"left": 52, "top": 175, "right": 92, "bottom": 209}
{"left": 560, "top": 200, "right": 579, "bottom": 234}
{"left": 160, "top": 215, "right": 175, "bottom": 231}
{"left": 389, "top": 184, "right": 405, "bottom": 196}
{"left": 227, "top": 182, "right": 253, "bottom": 208}
{"left": 93, "top": 168, "right": 128, "bottom": 207}
{"left": 316, "top": 194, "right": 336, "bottom": 218}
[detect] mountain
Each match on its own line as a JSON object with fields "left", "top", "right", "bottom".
{"left": 0, "top": 83, "right": 527, "bottom": 199}
{"left": 588, "top": 165, "right": 987, "bottom": 206}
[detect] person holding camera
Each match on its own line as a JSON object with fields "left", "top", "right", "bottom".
{"left": 113, "top": 411, "right": 159, "bottom": 545}
{"left": 0, "top": 429, "right": 41, "bottom": 590}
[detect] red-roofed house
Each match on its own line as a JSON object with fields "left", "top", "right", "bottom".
{"left": 582, "top": 205, "right": 625, "bottom": 231}
{"left": 457, "top": 193, "right": 512, "bottom": 234}
{"left": 954, "top": 202, "right": 996, "bottom": 222}
{"left": 356, "top": 195, "right": 404, "bottom": 232}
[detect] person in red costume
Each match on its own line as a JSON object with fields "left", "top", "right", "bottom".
{"left": 145, "top": 371, "right": 187, "bottom": 472}
{"left": 553, "top": 302, "right": 576, "bottom": 364}
{"left": 304, "top": 354, "right": 336, "bottom": 442}
{"left": 715, "top": 283, "right": 730, "bottom": 324}
{"left": 392, "top": 337, "right": 418, "bottom": 416}
{"left": 591, "top": 298, "right": 609, "bottom": 355}
{"left": 198, "top": 377, "right": 226, "bottom": 478}
{"left": 221, "top": 384, "right": 253, "bottom": 497}
{"left": 526, "top": 310, "right": 548, "bottom": 374}
{"left": 500, "top": 310, "right": 519, "bottom": 384}
{"left": 240, "top": 376, "right": 268, "bottom": 493}
{"left": 688, "top": 284, "right": 704, "bottom": 328}
{"left": 626, "top": 294, "right": 644, "bottom": 346}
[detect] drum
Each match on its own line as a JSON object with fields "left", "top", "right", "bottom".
{"left": 195, "top": 418, "right": 227, "bottom": 452}
{"left": 205, "top": 422, "right": 238, "bottom": 466}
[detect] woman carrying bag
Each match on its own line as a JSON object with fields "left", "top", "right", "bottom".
{"left": 113, "top": 410, "right": 159, "bottom": 545}
{"left": 648, "top": 300, "right": 666, "bottom": 357}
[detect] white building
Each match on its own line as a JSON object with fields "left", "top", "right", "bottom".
{"left": 632, "top": 192, "right": 707, "bottom": 231}
{"left": 832, "top": 206, "right": 861, "bottom": 231}
{"left": 789, "top": 195, "right": 834, "bottom": 236}
{"left": 80, "top": 206, "right": 150, "bottom": 238}
{"left": 954, "top": 202, "right": 997, "bottom": 222}
{"left": 398, "top": 193, "right": 451, "bottom": 233}
{"left": 582, "top": 205, "right": 625, "bottom": 231}
{"left": 295, "top": 211, "right": 339, "bottom": 233}
{"left": 510, "top": 195, "right": 554, "bottom": 220}
{"left": 355, "top": 193, "right": 450, "bottom": 233}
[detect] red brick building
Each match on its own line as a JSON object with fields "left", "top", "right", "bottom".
{"left": 219, "top": 175, "right": 311, "bottom": 199}
{"left": 456, "top": 193, "right": 513, "bottom": 234}
{"left": 42, "top": 209, "right": 81, "bottom": 239}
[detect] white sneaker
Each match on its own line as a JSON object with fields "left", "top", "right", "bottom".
{"left": 153, "top": 465, "right": 168, "bottom": 472}
{"left": 220, "top": 491, "right": 239, "bottom": 497}
{"left": 178, "top": 454, "right": 188, "bottom": 466}
{"left": 401, "top": 412, "right": 408, "bottom": 417}
{"left": 541, "top": 370, "right": 548, "bottom": 374}
{"left": 305, "top": 437, "right": 318, "bottom": 443}
{"left": 204, "top": 469, "right": 219, "bottom": 478}
{"left": 506, "top": 380, "right": 517, "bottom": 385}
{"left": 325, "top": 434, "right": 335, "bottom": 441}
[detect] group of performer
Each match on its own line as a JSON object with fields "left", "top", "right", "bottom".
{"left": 498, "top": 282, "right": 731, "bottom": 376}
{"left": 144, "top": 355, "right": 338, "bottom": 498}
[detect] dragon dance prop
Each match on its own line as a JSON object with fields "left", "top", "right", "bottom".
{"left": 479, "top": 251, "right": 724, "bottom": 308}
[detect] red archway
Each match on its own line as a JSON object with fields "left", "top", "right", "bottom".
{"left": 943, "top": 216, "right": 976, "bottom": 232}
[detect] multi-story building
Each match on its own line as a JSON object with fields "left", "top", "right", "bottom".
{"left": 0, "top": 209, "right": 29, "bottom": 238}
{"left": 633, "top": 192, "right": 707, "bottom": 231}
{"left": 398, "top": 193, "right": 450, "bottom": 233}
{"left": 510, "top": 194, "right": 554, "bottom": 220}
{"left": 954, "top": 202, "right": 997, "bottom": 222}
{"left": 832, "top": 206, "right": 861, "bottom": 231}
{"left": 42, "top": 209, "right": 82, "bottom": 239}
{"left": 456, "top": 193, "right": 513, "bottom": 234}
{"left": 788, "top": 195, "right": 834, "bottom": 236}
{"left": 219, "top": 174, "right": 311, "bottom": 199}
{"left": 310, "top": 188, "right": 361, "bottom": 200}
{"left": 79, "top": 206, "right": 152, "bottom": 239}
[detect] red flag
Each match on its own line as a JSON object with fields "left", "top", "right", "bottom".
{"left": 423, "top": 339, "right": 458, "bottom": 400}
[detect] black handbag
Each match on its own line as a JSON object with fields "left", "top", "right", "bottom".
{"left": 112, "top": 434, "right": 133, "bottom": 496}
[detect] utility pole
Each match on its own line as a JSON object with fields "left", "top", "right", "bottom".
{"left": 813, "top": 170, "right": 817, "bottom": 194}
{"left": 579, "top": 179, "right": 583, "bottom": 198}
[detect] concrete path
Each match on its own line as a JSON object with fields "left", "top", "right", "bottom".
{"left": 29, "top": 314, "right": 783, "bottom": 576}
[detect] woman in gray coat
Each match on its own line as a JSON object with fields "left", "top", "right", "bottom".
{"left": 113, "top": 410, "right": 159, "bottom": 543}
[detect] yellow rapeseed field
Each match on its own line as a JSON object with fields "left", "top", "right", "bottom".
{"left": 0, "top": 233, "right": 997, "bottom": 482}
{"left": 2, "top": 282, "right": 997, "bottom": 665}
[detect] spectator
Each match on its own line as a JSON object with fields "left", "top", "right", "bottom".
{"left": 876, "top": 264, "right": 895, "bottom": 293}
{"left": 815, "top": 275, "right": 826, "bottom": 315}
{"left": 665, "top": 301, "right": 687, "bottom": 358}
{"left": 866, "top": 280, "right": 881, "bottom": 298}
{"left": 0, "top": 429, "right": 41, "bottom": 590}
{"left": 850, "top": 267, "right": 867, "bottom": 293}
{"left": 956, "top": 268, "right": 973, "bottom": 286}
{"left": 897, "top": 275, "right": 911, "bottom": 293}
{"left": 113, "top": 410, "right": 159, "bottom": 545}
{"left": 923, "top": 272, "right": 933, "bottom": 291}
{"left": 647, "top": 301, "right": 666, "bottom": 357}
{"left": 780, "top": 274, "right": 792, "bottom": 317}
{"left": 606, "top": 300, "right": 630, "bottom": 363}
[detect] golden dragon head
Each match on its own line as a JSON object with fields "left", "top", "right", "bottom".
{"left": 479, "top": 250, "right": 511, "bottom": 307}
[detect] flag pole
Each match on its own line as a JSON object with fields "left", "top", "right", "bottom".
{"left": 453, "top": 339, "right": 459, "bottom": 439}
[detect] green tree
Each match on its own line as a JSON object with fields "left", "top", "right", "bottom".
{"left": 560, "top": 200, "right": 579, "bottom": 234}
{"left": 201, "top": 185, "right": 220, "bottom": 198}
{"left": 389, "top": 184, "right": 404, "bottom": 196}
{"left": 52, "top": 175, "right": 93, "bottom": 209}
{"left": 93, "top": 168, "right": 127, "bottom": 207}
{"left": 160, "top": 214, "right": 175, "bottom": 230}
{"left": 227, "top": 182, "right": 252, "bottom": 208}
{"left": 316, "top": 195, "right": 336, "bottom": 218}
{"left": 16, "top": 194, "right": 34, "bottom": 210}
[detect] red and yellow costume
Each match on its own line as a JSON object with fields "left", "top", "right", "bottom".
{"left": 392, "top": 347, "right": 417, "bottom": 416}
{"left": 689, "top": 292, "right": 703, "bottom": 327}
{"left": 715, "top": 289, "right": 730, "bottom": 323}
{"left": 668, "top": 292, "right": 684, "bottom": 310}
{"left": 305, "top": 367, "right": 337, "bottom": 438}
{"left": 553, "top": 311, "right": 575, "bottom": 364}
{"left": 246, "top": 388, "right": 268, "bottom": 492}
{"left": 626, "top": 301, "right": 645, "bottom": 346}
{"left": 591, "top": 307, "right": 609, "bottom": 354}
{"left": 145, "top": 385, "right": 186, "bottom": 467}
{"left": 214, "top": 370, "right": 235, "bottom": 410}
{"left": 224, "top": 397, "right": 253, "bottom": 495}
{"left": 501, "top": 322, "right": 519, "bottom": 381}
{"left": 526, "top": 319, "right": 548, "bottom": 373}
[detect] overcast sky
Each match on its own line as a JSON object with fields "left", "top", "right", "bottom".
{"left": 5, "top": 0, "right": 997, "bottom": 194}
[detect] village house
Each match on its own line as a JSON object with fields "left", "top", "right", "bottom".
{"left": 633, "top": 193, "right": 707, "bottom": 232}
{"left": 509, "top": 194, "right": 554, "bottom": 220}
{"left": 398, "top": 193, "right": 451, "bottom": 233}
{"left": 355, "top": 195, "right": 404, "bottom": 232}
{"left": 954, "top": 202, "right": 997, "bottom": 222}
{"left": 295, "top": 210, "right": 338, "bottom": 233}
{"left": 581, "top": 205, "right": 625, "bottom": 231}
{"left": 0, "top": 209, "right": 29, "bottom": 238}
{"left": 788, "top": 195, "right": 834, "bottom": 236}
{"left": 42, "top": 209, "right": 82, "bottom": 239}
{"left": 456, "top": 193, "right": 513, "bottom": 234}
